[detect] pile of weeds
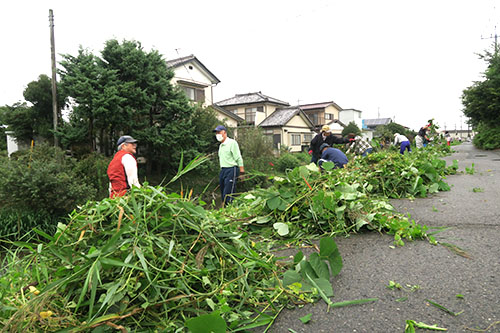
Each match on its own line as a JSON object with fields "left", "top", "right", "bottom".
{"left": 221, "top": 147, "right": 457, "bottom": 243}
{"left": 0, "top": 186, "right": 291, "bottom": 332}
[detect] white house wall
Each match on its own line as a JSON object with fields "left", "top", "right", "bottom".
{"left": 339, "top": 110, "right": 363, "bottom": 129}
{"left": 171, "top": 63, "right": 214, "bottom": 105}
{"left": 6, "top": 131, "right": 19, "bottom": 157}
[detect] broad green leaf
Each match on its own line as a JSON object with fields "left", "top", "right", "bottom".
{"left": 319, "top": 238, "right": 336, "bottom": 257}
{"left": 267, "top": 196, "right": 281, "bottom": 210}
{"left": 429, "top": 183, "right": 439, "bottom": 193}
{"left": 185, "top": 312, "right": 227, "bottom": 333}
{"left": 293, "top": 251, "right": 304, "bottom": 264}
{"left": 322, "top": 161, "right": 335, "bottom": 171}
{"left": 273, "top": 222, "right": 289, "bottom": 236}
{"left": 282, "top": 270, "right": 303, "bottom": 287}
{"left": 308, "top": 253, "right": 330, "bottom": 280}
{"left": 355, "top": 217, "right": 368, "bottom": 230}
{"left": 300, "top": 261, "right": 318, "bottom": 280}
{"left": 305, "top": 273, "right": 333, "bottom": 306}
{"left": 299, "top": 313, "right": 312, "bottom": 324}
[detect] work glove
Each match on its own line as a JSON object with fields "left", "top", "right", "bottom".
{"left": 308, "top": 150, "right": 312, "bottom": 155}
{"left": 349, "top": 138, "right": 356, "bottom": 142}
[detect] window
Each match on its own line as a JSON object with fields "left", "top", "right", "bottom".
{"left": 291, "top": 133, "right": 301, "bottom": 146}
{"left": 181, "top": 86, "right": 205, "bottom": 103}
{"left": 304, "top": 133, "right": 313, "bottom": 142}
{"left": 325, "top": 113, "right": 333, "bottom": 120}
{"left": 244, "top": 106, "right": 263, "bottom": 124}
{"left": 309, "top": 114, "right": 318, "bottom": 125}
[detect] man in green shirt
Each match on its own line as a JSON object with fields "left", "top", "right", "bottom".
{"left": 214, "top": 125, "right": 245, "bottom": 206}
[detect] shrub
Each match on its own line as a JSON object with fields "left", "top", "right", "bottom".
{"left": 472, "top": 123, "right": 500, "bottom": 150}
{"left": 237, "top": 127, "right": 276, "bottom": 172}
{"left": 0, "top": 208, "right": 61, "bottom": 239}
{"left": 275, "top": 153, "right": 301, "bottom": 172}
{"left": 0, "top": 144, "right": 96, "bottom": 217}
{"left": 73, "top": 153, "right": 112, "bottom": 200}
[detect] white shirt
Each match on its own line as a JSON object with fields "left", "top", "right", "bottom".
{"left": 122, "top": 154, "right": 141, "bottom": 188}
{"left": 394, "top": 134, "right": 409, "bottom": 145}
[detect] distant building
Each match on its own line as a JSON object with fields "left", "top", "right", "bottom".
{"left": 216, "top": 92, "right": 289, "bottom": 126}
{"left": 259, "top": 107, "right": 314, "bottom": 152}
{"left": 299, "top": 101, "right": 342, "bottom": 131}
{"left": 166, "top": 54, "right": 243, "bottom": 127}
{"left": 339, "top": 109, "right": 363, "bottom": 130}
{"left": 362, "top": 117, "right": 393, "bottom": 130}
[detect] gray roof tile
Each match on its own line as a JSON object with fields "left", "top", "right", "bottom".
{"left": 259, "top": 107, "right": 312, "bottom": 127}
{"left": 216, "top": 92, "right": 289, "bottom": 107}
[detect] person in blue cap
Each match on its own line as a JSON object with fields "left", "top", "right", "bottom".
{"left": 317, "top": 143, "right": 349, "bottom": 169}
{"left": 214, "top": 125, "right": 244, "bottom": 206}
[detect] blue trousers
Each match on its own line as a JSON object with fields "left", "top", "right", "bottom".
{"left": 220, "top": 166, "right": 239, "bottom": 205}
{"left": 400, "top": 141, "right": 411, "bottom": 154}
{"left": 362, "top": 148, "right": 373, "bottom": 157}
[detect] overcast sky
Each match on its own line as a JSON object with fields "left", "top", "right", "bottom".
{"left": 1, "top": 0, "right": 498, "bottom": 131}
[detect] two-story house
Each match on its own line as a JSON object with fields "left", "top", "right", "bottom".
{"left": 216, "top": 92, "right": 290, "bottom": 126}
{"left": 299, "top": 101, "right": 342, "bottom": 131}
{"left": 259, "top": 107, "right": 315, "bottom": 152}
{"left": 166, "top": 55, "right": 243, "bottom": 127}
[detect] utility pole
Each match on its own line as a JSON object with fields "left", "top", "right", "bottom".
{"left": 49, "top": 9, "right": 58, "bottom": 146}
{"left": 481, "top": 25, "right": 498, "bottom": 55}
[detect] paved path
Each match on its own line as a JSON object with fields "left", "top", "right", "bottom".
{"left": 268, "top": 143, "right": 500, "bottom": 332}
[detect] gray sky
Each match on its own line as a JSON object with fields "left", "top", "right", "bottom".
{"left": 1, "top": 0, "right": 498, "bottom": 131}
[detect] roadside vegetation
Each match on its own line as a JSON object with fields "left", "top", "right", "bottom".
{"left": 0, "top": 143, "right": 458, "bottom": 331}
{"left": 0, "top": 37, "right": 491, "bottom": 332}
{"left": 462, "top": 43, "right": 500, "bottom": 150}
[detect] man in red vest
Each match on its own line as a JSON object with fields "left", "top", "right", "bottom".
{"left": 107, "top": 135, "right": 141, "bottom": 198}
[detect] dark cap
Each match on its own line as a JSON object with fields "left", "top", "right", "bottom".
{"left": 117, "top": 135, "right": 138, "bottom": 147}
{"left": 319, "top": 143, "right": 330, "bottom": 151}
{"left": 213, "top": 125, "right": 227, "bottom": 132}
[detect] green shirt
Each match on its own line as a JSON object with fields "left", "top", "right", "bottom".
{"left": 218, "top": 137, "right": 244, "bottom": 168}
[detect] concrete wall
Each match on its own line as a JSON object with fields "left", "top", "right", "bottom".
{"left": 6, "top": 131, "right": 19, "bottom": 157}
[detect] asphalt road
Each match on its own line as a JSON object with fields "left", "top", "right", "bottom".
{"left": 266, "top": 143, "right": 500, "bottom": 333}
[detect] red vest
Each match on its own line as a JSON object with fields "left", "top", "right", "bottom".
{"left": 107, "top": 150, "right": 136, "bottom": 198}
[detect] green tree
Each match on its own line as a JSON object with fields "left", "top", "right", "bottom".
{"left": 462, "top": 45, "right": 500, "bottom": 149}
{"left": 59, "top": 48, "right": 124, "bottom": 153}
{"left": 1, "top": 102, "right": 34, "bottom": 143}
{"left": 1, "top": 75, "right": 63, "bottom": 144}
{"left": 59, "top": 39, "right": 213, "bottom": 176}
{"left": 341, "top": 121, "right": 361, "bottom": 136}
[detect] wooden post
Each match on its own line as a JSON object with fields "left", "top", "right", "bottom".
{"left": 49, "top": 9, "right": 58, "bottom": 146}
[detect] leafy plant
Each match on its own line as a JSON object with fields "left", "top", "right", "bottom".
{"left": 405, "top": 320, "right": 447, "bottom": 332}
{"left": 465, "top": 163, "right": 475, "bottom": 175}
{"left": 472, "top": 187, "right": 483, "bottom": 192}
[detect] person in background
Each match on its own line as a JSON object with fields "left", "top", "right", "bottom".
{"left": 346, "top": 133, "right": 373, "bottom": 157}
{"left": 444, "top": 131, "right": 452, "bottom": 146}
{"left": 308, "top": 125, "right": 350, "bottom": 164}
{"left": 214, "top": 125, "right": 244, "bottom": 206}
{"left": 393, "top": 133, "right": 411, "bottom": 154}
{"left": 107, "top": 135, "right": 141, "bottom": 198}
{"left": 416, "top": 124, "right": 431, "bottom": 148}
{"left": 318, "top": 143, "right": 349, "bottom": 169}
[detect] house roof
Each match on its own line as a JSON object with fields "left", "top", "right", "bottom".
{"left": 259, "top": 107, "right": 313, "bottom": 128}
{"left": 211, "top": 105, "right": 244, "bottom": 123}
{"left": 363, "top": 118, "right": 393, "bottom": 127}
{"left": 216, "top": 92, "right": 289, "bottom": 107}
{"left": 166, "top": 54, "right": 220, "bottom": 84}
{"left": 340, "top": 108, "right": 363, "bottom": 113}
{"left": 299, "top": 101, "right": 342, "bottom": 110}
